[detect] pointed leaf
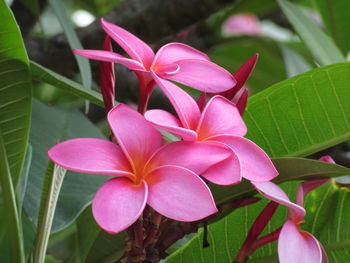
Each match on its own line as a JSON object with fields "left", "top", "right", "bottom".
{"left": 277, "top": 0, "right": 344, "bottom": 66}
{"left": 244, "top": 62, "right": 350, "bottom": 158}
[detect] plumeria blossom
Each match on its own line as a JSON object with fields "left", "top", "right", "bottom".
{"left": 252, "top": 178, "right": 330, "bottom": 263}
{"left": 48, "top": 104, "right": 234, "bottom": 234}
{"left": 74, "top": 18, "right": 235, "bottom": 112}
{"left": 145, "top": 75, "right": 277, "bottom": 185}
{"left": 223, "top": 14, "right": 262, "bottom": 36}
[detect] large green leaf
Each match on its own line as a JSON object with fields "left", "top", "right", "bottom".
{"left": 210, "top": 37, "right": 286, "bottom": 94}
{"left": 277, "top": 0, "right": 344, "bottom": 66}
{"left": 211, "top": 157, "right": 350, "bottom": 205}
{"left": 24, "top": 100, "right": 111, "bottom": 232}
{"left": 311, "top": 0, "right": 350, "bottom": 55}
{"left": 164, "top": 181, "right": 350, "bottom": 263}
{"left": 76, "top": 208, "right": 125, "bottom": 263}
{"left": 244, "top": 62, "right": 350, "bottom": 158}
{"left": 0, "top": 0, "right": 32, "bottom": 187}
{"left": 30, "top": 61, "right": 103, "bottom": 107}
{"left": 0, "top": 127, "right": 25, "bottom": 263}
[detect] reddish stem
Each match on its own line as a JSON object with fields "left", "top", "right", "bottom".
{"left": 235, "top": 202, "right": 279, "bottom": 263}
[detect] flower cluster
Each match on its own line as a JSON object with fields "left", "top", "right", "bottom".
{"left": 48, "top": 19, "right": 328, "bottom": 262}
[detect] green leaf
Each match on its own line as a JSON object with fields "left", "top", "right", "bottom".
{"left": 34, "top": 162, "right": 67, "bottom": 263}
{"left": 277, "top": 0, "right": 344, "bottom": 66}
{"left": 49, "top": 0, "right": 92, "bottom": 111}
{"left": 0, "top": 127, "right": 25, "bottom": 263}
{"left": 211, "top": 157, "right": 350, "bottom": 205}
{"left": 163, "top": 183, "right": 293, "bottom": 263}
{"left": 17, "top": 144, "right": 32, "bottom": 220}
{"left": 210, "top": 37, "right": 286, "bottom": 94}
{"left": 24, "top": 100, "right": 111, "bottom": 232}
{"left": 280, "top": 45, "right": 312, "bottom": 78}
{"left": 0, "top": 0, "right": 32, "bottom": 188}
{"left": 76, "top": 208, "right": 125, "bottom": 263}
{"left": 244, "top": 62, "right": 350, "bottom": 158}
{"left": 311, "top": 0, "right": 350, "bottom": 55}
{"left": 30, "top": 61, "right": 104, "bottom": 107}
{"left": 164, "top": 181, "right": 350, "bottom": 263}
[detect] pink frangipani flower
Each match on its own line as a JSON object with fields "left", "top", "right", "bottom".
{"left": 252, "top": 179, "right": 329, "bottom": 263}
{"left": 74, "top": 19, "right": 235, "bottom": 113}
{"left": 223, "top": 14, "right": 262, "bottom": 37}
{"left": 145, "top": 75, "right": 277, "bottom": 185}
{"left": 48, "top": 104, "right": 233, "bottom": 234}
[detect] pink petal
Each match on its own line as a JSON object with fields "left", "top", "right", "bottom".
{"left": 147, "top": 141, "right": 232, "bottom": 175}
{"left": 210, "top": 135, "right": 278, "bottom": 182}
{"left": 319, "top": 155, "right": 335, "bottom": 163}
{"left": 73, "top": 49, "right": 145, "bottom": 71}
{"left": 321, "top": 244, "right": 329, "bottom": 263}
{"left": 278, "top": 220, "right": 322, "bottom": 263}
{"left": 151, "top": 71, "right": 201, "bottom": 130}
{"left": 252, "top": 181, "right": 305, "bottom": 221}
{"left": 296, "top": 179, "right": 330, "bottom": 207}
{"left": 108, "top": 104, "right": 163, "bottom": 172}
{"left": 196, "top": 96, "right": 247, "bottom": 140}
{"left": 145, "top": 109, "right": 197, "bottom": 141}
{"left": 221, "top": 54, "right": 258, "bottom": 100}
{"left": 201, "top": 150, "right": 242, "bottom": 185}
{"left": 164, "top": 59, "right": 236, "bottom": 93}
{"left": 48, "top": 138, "right": 132, "bottom": 177}
{"left": 101, "top": 18, "right": 155, "bottom": 68}
{"left": 146, "top": 165, "right": 217, "bottom": 221}
{"left": 92, "top": 177, "right": 147, "bottom": 234}
{"left": 153, "top": 42, "right": 209, "bottom": 67}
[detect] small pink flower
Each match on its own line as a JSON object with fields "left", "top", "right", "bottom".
{"left": 48, "top": 105, "right": 233, "bottom": 234}
{"left": 253, "top": 179, "right": 329, "bottom": 263}
{"left": 145, "top": 75, "right": 277, "bottom": 185}
{"left": 74, "top": 19, "right": 235, "bottom": 112}
{"left": 223, "top": 14, "right": 261, "bottom": 36}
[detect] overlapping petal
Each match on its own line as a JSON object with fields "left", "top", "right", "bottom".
{"left": 101, "top": 18, "right": 155, "bottom": 68}
{"left": 252, "top": 181, "right": 305, "bottom": 220}
{"left": 146, "top": 165, "right": 217, "bottom": 221}
{"left": 151, "top": 71, "right": 201, "bottom": 130}
{"left": 108, "top": 104, "right": 163, "bottom": 172}
{"left": 201, "top": 152, "right": 241, "bottom": 185}
{"left": 278, "top": 220, "right": 322, "bottom": 263}
{"left": 145, "top": 109, "right": 197, "bottom": 141}
{"left": 153, "top": 42, "right": 209, "bottom": 67}
{"left": 197, "top": 96, "right": 247, "bottom": 139}
{"left": 92, "top": 177, "right": 148, "bottom": 234}
{"left": 164, "top": 59, "right": 236, "bottom": 93}
{"left": 73, "top": 49, "right": 145, "bottom": 71}
{"left": 48, "top": 138, "right": 132, "bottom": 176}
{"left": 147, "top": 141, "right": 232, "bottom": 175}
{"left": 211, "top": 135, "right": 277, "bottom": 181}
